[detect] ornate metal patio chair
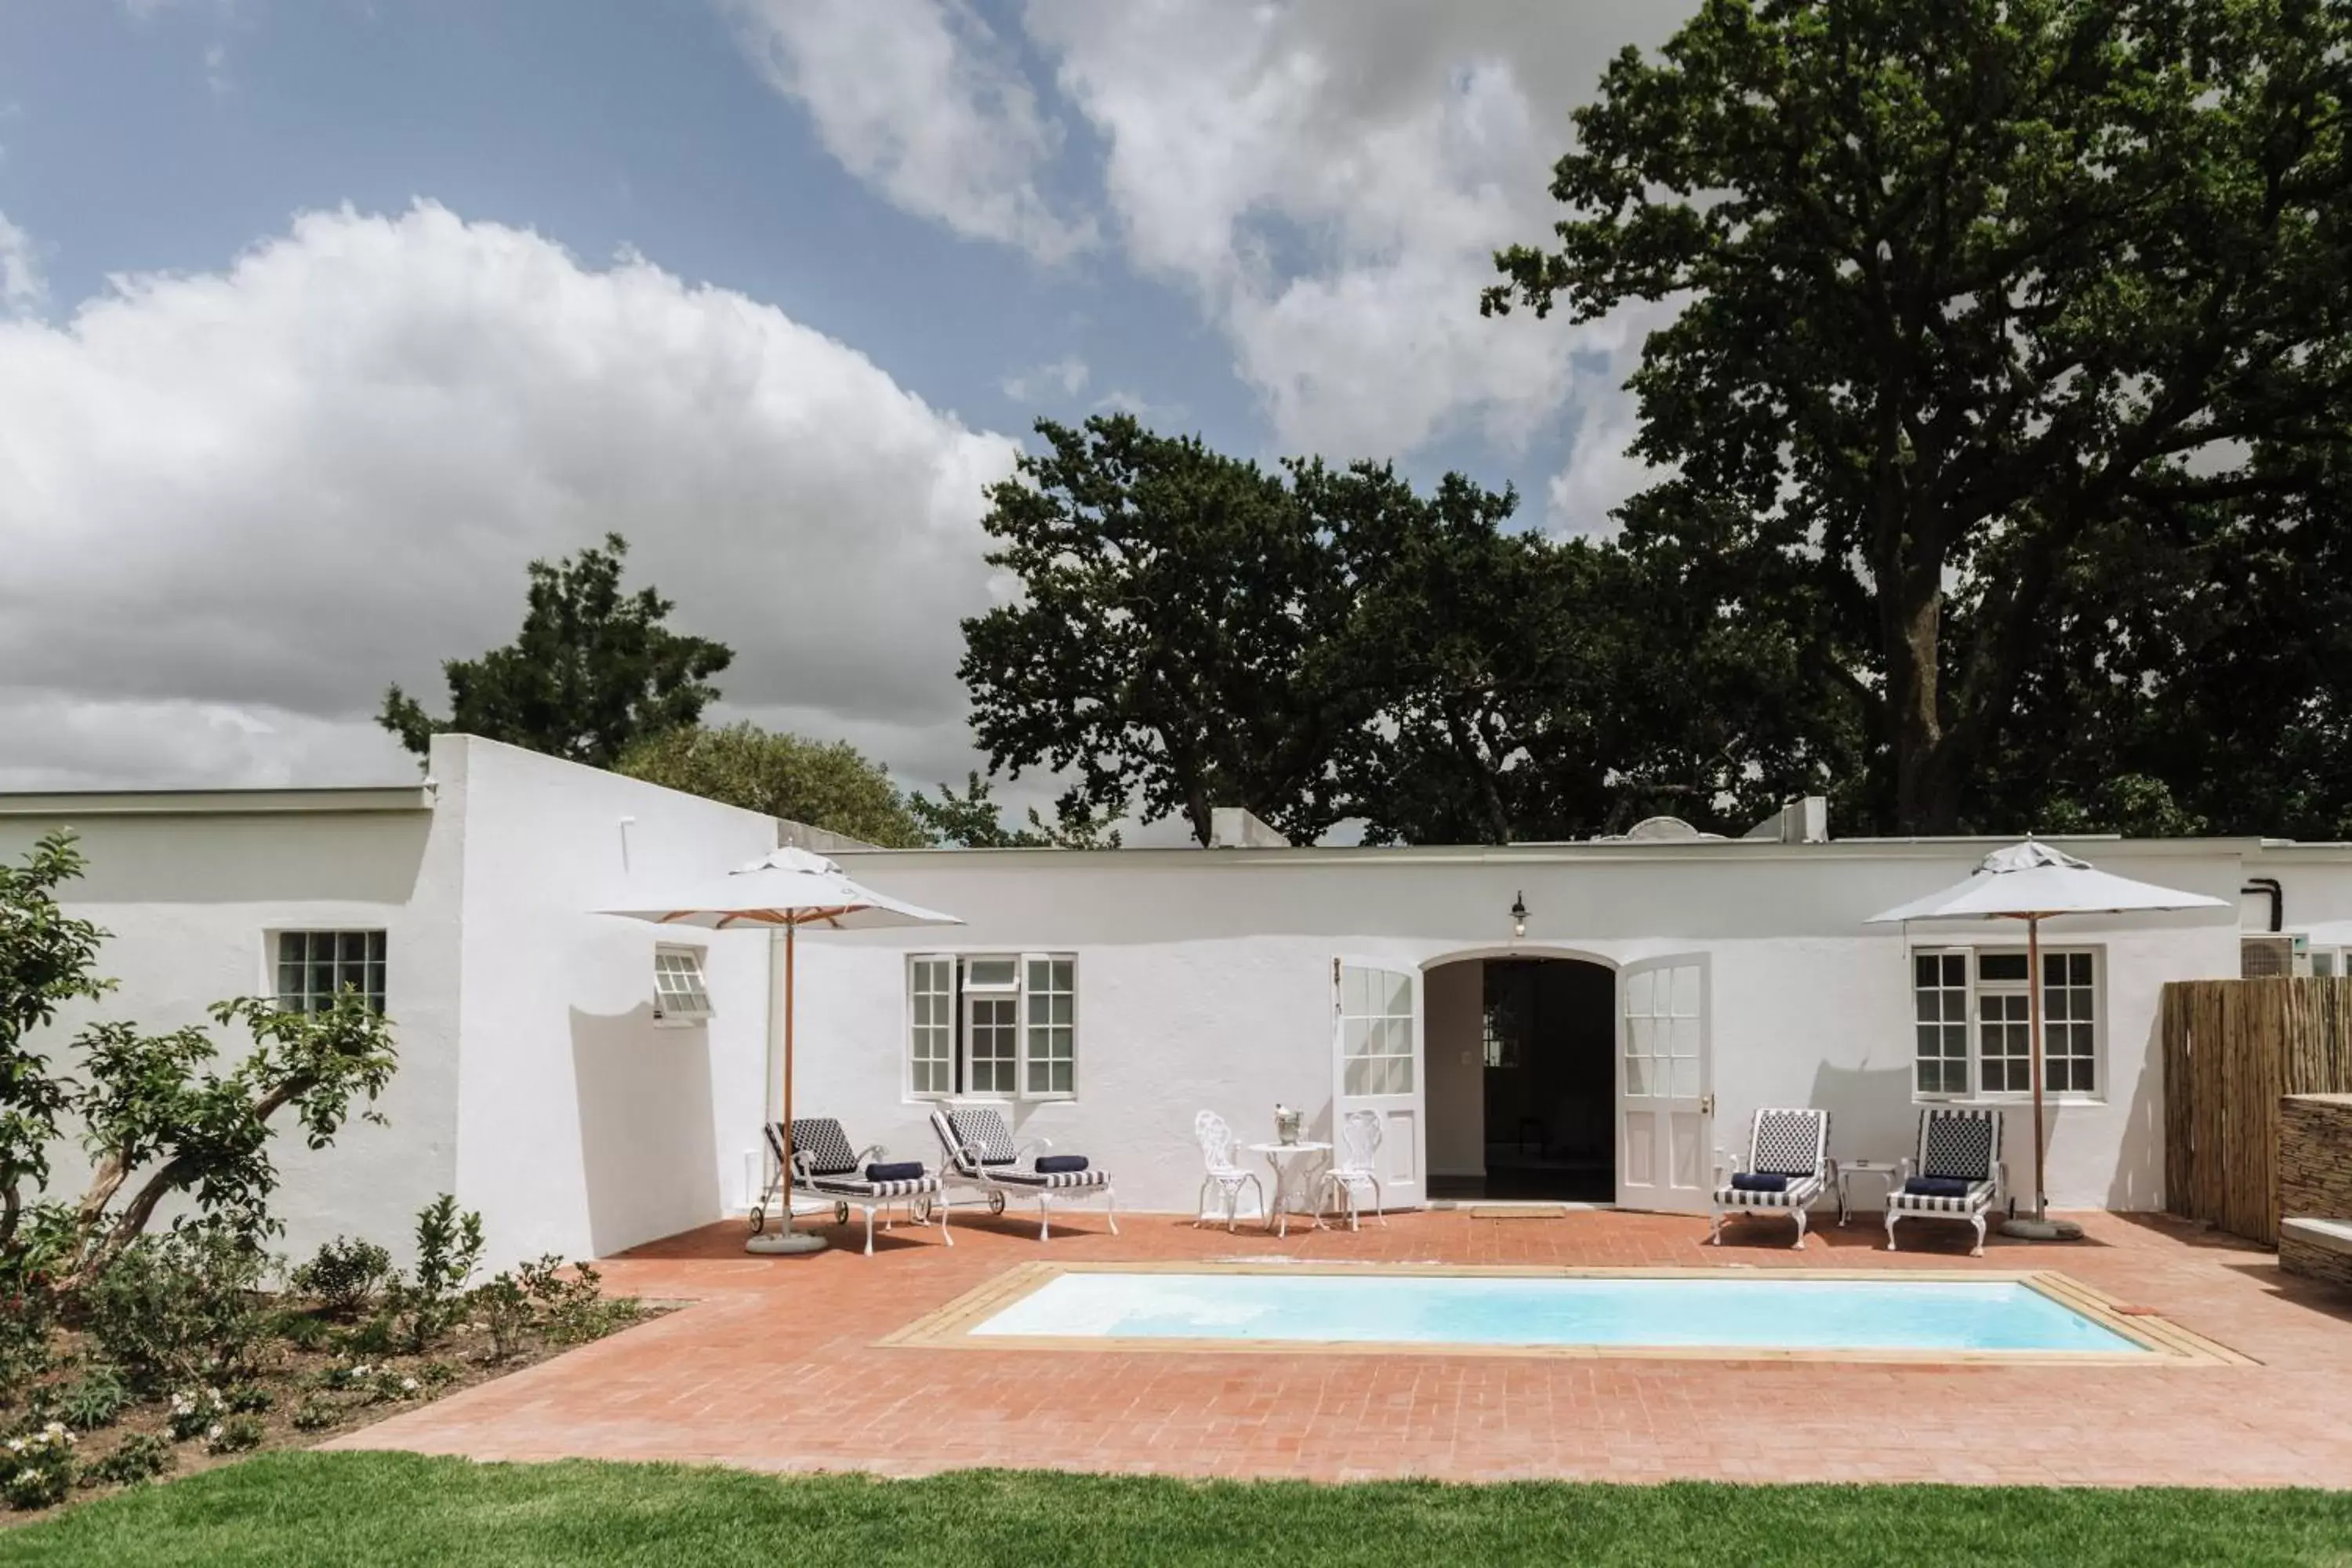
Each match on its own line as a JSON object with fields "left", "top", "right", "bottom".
{"left": 1886, "top": 1107, "right": 2004, "bottom": 1257}
{"left": 1192, "top": 1110, "right": 1265, "bottom": 1231}
{"left": 1317, "top": 1108, "right": 1387, "bottom": 1229}
{"left": 1709, "top": 1107, "right": 1833, "bottom": 1249}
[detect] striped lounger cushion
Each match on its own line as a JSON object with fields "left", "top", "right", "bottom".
{"left": 945, "top": 1109, "right": 1107, "bottom": 1189}
{"left": 1713, "top": 1172, "right": 1825, "bottom": 1209}
{"left": 1887, "top": 1109, "right": 1999, "bottom": 1214}
{"left": 989, "top": 1167, "right": 1109, "bottom": 1190}
{"left": 808, "top": 1173, "right": 938, "bottom": 1200}
{"left": 1887, "top": 1180, "right": 1994, "bottom": 1215}
{"left": 788, "top": 1117, "right": 936, "bottom": 1197}
{"left": 1714, "top": 1108, "right": 1828, "bottom": 1209}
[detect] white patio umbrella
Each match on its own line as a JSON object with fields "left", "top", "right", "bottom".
{"left": 1867, "top": 841, "right": 2227, "bottom": 1239}
{"left": 601, "top": 846, "right": 960, "bottom": 1255}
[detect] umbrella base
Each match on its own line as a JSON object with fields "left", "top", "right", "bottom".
{"left": 1998, "top": 1216, "right": 2085, "bottom": 1242}
{"left": 745, "top": 1230, "right": 828, "bottom": 1256}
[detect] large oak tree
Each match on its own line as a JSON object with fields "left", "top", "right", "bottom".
{"left": 1487, "top": 0, "right": 2352, "bottom": 833}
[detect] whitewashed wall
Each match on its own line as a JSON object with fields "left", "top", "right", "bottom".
{"left": 0, "top": 802, "right": 462, "bottom": 1268}
{"left": 439, "top": 735, "right": 779, "bottom": 1266}
{"left": 784, "top": 840, "right": 2252, "bottom": 1217}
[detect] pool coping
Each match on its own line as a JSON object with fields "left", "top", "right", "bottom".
{"left": 880, "top": 1261, "right": 2256, "bottom": 1367}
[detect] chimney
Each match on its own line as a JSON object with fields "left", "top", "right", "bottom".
{"left": 1741, "top": 796, "right": 1830, "bottom": 844}
{"left": 1209, "top": 807, "right": 1290, "bottom": 848}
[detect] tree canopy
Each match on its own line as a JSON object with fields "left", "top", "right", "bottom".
{"left": 1486, "top": 0, "right": 2352, "bottom": 835}
{"left": 616, "top": 723, "right": 931, "bottom": 848}
{"left": 381, "top": 533, "right": 733, "bottom": 770}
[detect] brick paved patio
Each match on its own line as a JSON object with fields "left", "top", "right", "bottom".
{"left": 333, "top": 1207, "right": 2352, "bottom": 1487}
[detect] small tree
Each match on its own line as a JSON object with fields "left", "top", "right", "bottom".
{"left": 0, "top": 833, "right": 399, "bottom": 1294}
{"left": 381, "top": 532, "right": 733, "bottom": 769}
{"left": 617, "top": 722, "right": 930, "bottom": 848}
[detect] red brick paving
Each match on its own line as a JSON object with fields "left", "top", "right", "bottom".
{"left": 332, "top": 1207, "right": 2352, "bottom": 1487}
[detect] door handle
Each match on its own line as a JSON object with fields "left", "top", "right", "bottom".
{"left": 1700, "top": 1094, "right": 1715, "bottom": 1116}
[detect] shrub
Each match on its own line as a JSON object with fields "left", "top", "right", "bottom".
{"left": 82, "top": 1430, "right": 172, "bottom": 1488}
{"left": 1, "top": 1423, "right": 78, "bottom": 1511}
{"left": 366, "top": 1369, "right": 424, "bottom": 1404}
{"left": 0, "top": 1267, "right": 60, "bottom": 1406}
{"left": 223, "top": 1382, "right": 273, "bottom": 1414}
{"left": 52, "top": 1365, "right": 127, "bottom": 1432}
{"left": 390, "top": 1196, "right": 482, "bottom": 1353}
{"left": 469, "top": 1273, "right": 531, "bottom": 1362}
{"left": 268, "top": 1307, "right": 333, "bottom": 1351}
{"left": 289, "top": 1397, "right": 339, "bottom": 1432}
{"left": 336, "top": 1312, "right": 398, "bottom": 1358}
{"left": 319, "top": 1362, "right": 372, "bottom": 1392}
{"left": 204, "top": 1414, "right": 264, "bottom": 1455}
{"left": 80, "top": 1227, "right": 270, "bottom": 1394}
{"left": 165, "top": 1388, "right": 225, "bottom": 1443}
{"left": 290, "top": 1236, "right": 394, "bottom": 1319}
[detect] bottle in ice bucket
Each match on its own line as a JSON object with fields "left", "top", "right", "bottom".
{"left": 1275, "top": 1104, "right": 1302, "bottom": 1145}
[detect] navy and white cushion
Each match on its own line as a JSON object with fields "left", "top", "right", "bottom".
{"left": 946, "top": 1107, "right": 1019, "bottom": 1167}
{"left": 1715, "top": 1107, "right": 1831, "bottom": 1208}
{"left": 1886, "top": 1179, "right": 1994, "bottom": 1214}
{"left": 807, "top": 1172, "right": 937, "bottom": 1199}
{"left": 1712, "top": 1171, "right": 1825, "bottom": 1208}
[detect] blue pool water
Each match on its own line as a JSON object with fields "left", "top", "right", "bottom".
{"left": 971, "top": 1272, "right": 2149, "bottom": 1355}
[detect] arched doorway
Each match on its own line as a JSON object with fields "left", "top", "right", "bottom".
{"left": 1424, "top": 954, "right": 1617, "bottom": 1202}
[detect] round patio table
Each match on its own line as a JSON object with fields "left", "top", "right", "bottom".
{"left": 1246, "top": 1141, "right": 1332, "bottom": 1239}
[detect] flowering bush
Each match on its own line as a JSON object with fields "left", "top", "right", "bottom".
{"left": 2, "top": 1422, "right": 78, "bottom": 1510}
{"left": 289, "top": 1236, "right": 394, "bottom": 1320}
{"left": 204, "top": 1414, "right": 263, "bottom": 1455}
{"left": 289, "top": 1397, "right": 339, "bottom": 1432}
{"left": 80, "top": 1228, "right": 270, "bottom": 1394}
{"left": 321, "top": 1362, "right": 371, "bottom": 1391}
{"left": 165, "top": 1387, "right": 225, "bottom": 1442}
{"left": 82, "top": 1430, "right": 171, "bottom": 1488}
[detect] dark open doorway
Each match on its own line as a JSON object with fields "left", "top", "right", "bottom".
{"left": 1430, "top": 957, "right": 1616, "bottom": 1203}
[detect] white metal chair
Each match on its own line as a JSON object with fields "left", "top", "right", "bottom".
{"left": 1192, "top": 1110, "right": 1265, "bottom": 1231}
{"left": 1708, "top": 1107, "right": 1832, "bottom": 1249}
{"left": 1317, "top": 1108, "right": 1385, "bottom": 1229}
{"left": 1886, "top": 1107, "right": 2005, "bottom": 1257}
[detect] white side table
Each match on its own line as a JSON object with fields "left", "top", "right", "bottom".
{"left": 1246, "top": 1141, "right": 1333, "bottom": 1239}
{"left": 1835, "top": 1159, "right": 1901, "bottom": 1225}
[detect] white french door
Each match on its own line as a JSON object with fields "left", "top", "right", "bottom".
{"left": 1332, "top": 957, "right": 1425, "bottom": 1210}
{"left": 1617, "top": 956, "right": 1712, "bottom": 1214}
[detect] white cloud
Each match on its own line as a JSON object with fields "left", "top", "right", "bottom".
{"left": 999, "top": 354, "right": 1088, "bottom": 403}
{"left": 723, "top": 0, "right": 1094, "bottom": 264}
{"left": 0, "top": 209, "right": 45, "bottom": 317}
{"left": 0, "top": 203, "right": 1022, "bottom": 790}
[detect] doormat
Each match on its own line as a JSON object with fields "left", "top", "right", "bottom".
{"left": 1467, "top": 1204, "right": 1573, "bottom": 1220}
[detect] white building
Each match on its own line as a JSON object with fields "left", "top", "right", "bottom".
{"left": 9, "top": 734, "right": 2350, "bottom": 1267}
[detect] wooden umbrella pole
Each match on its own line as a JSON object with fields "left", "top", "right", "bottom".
{"left": 780, "top": 921, "right": 797, "bottom": 1229}
{"left": 2027, "top": 913, "right": 2047, "bottom": 1220}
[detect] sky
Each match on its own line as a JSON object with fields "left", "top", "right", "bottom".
{"left": 0, "top": 0, "right": 1686, "bottom": 822}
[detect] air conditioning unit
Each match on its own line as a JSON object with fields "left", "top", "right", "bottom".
{"left": 2241, "top": 934, "right": 2311, "bottom": 978}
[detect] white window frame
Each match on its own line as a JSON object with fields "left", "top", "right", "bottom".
{"left": 652, "top": 944, "right": 713, "bottom": 1027}
{"left": 268, "top": 929, "right": 387, "bottom": 1014}
{"left": 906, "top": 952, "right": 1080, "bottom": 1102}
{"left": 1910, "top": 944, "right": 2103, "bottom": 1105}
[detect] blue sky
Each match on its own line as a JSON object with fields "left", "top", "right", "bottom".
{"left": 0, "top": 0, "right": 1681, "bottom": 818}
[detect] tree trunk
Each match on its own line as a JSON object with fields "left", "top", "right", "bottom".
{"left": 1884, "top": 538, "right": 1961, "bottom": 834}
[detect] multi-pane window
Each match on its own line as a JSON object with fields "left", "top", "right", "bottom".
{"left": 1911, "top": 947, "right": 2099, "bottom": 1098}
{"left": 275, "top": 931, "right": 387, "bottom": 1014}
{"left": 652, "top": 946, "right": 712, "bottom": 1022}
{"left": 1339, "top": 966, "right": 1415, "bottom": 1097}
{"left": 1912, "top": 952, "right": 1970, "bottom": 1095}
{"left": 1024, "top": 956, "right": 1076, "bottom": 1096}
{"left": 909, "top": 954, "right": 1077, "bottom": 1100}
{"left": 909, "top": 957, "right": 956, "bottom": 1096}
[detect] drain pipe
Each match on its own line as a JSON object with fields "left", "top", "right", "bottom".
{"left": 2242, "top": 877, "right": 2283, "bottom": 933}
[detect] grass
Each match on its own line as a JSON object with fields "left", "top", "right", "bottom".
{"left": 3, "top": 1454, "right": 2350, "bottom": 1566}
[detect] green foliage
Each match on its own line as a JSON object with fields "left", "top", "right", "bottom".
{"left": 79, "top": 1430, "right": 170, "bottom": 1489}
{"left": 267, "top": 1308, "right": 332, "bottom": 1352}
{"left": 379, "top": 532, "right": 733, "bottom": 770}
{"left": 290, "top": 1236, "right": 394, "bottom": 1320}
{"left": 0, "top": 1421, "right": 76, "bottom": 1510}
{"left": 905, "top": 773, "right": 1122, "bottom": 850}
{"left": 223, "top": 1383, "right": 272, "bottom": 1415}
{"left": 288, "top": 1397, "right": 339, "bottom": 1433}
{"left": 517, "top": 1257, "right": 636, "bottom": 1345}
{"left": 466, "top": 1272, "right": 530, "bottom": 1363}
{"left": 163, "top": 1388, "right": 223, "bottom": 1443}
{"left": 49, "top": 1367, "right": 125, "bottom": 1433}
{"left": 1, "top": 832, "right": 112, "bottom": 1254}
{"left": 203, "top": 1414, "right": 263, "bottom": 1456}
{"left": 80, "top": 1229, "right": 270, "bottom": 1395}
{"left": 1486, "top": 0, "right": 2352, "bottom": 835}
{"left": 617, "top": 722, "right": 931, "bottom": 848}
{"left": 960, "top": 415, "right": 1365, "bottom": 846}
{"left": 387, "top": 1196, "right": 484, "bottom": 1353}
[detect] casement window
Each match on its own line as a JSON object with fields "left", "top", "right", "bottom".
{"left": 275, "top": 931, "right": 387, "bottom": 1014}
{"left": 1911, "top": 947, "right": 2100, "bottom": 1099}
{"left": 652, "top": 946, "right": 713, "bottom": 1024}
{"left": 907, "top": 953, "right": 1079, "bottom": 1100}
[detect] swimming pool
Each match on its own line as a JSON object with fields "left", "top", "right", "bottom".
{"left": 887, "top": 1265, "right": 2239, "bottom": 1364}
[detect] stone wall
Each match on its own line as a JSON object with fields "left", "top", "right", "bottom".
{"left": 2278, "top": 1094, "right": 2352, "bottom": 1289}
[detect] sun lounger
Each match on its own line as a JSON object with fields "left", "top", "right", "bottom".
{"left": 1885, "top": 1107, "right": 2004, "bottom": 1257}
{"left": 1709, "top": 1107, "right": 1833, "bottom": 1249}
{"left": 927, "top": 1105, "right": 1118, "bottom": 1241}
{"left": 768, "top": 1117, "right": 950, "bottom": 1256}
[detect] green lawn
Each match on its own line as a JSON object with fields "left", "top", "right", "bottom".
{"left": 3, "top": 1453, "right": 2349, "bottom": 1566}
